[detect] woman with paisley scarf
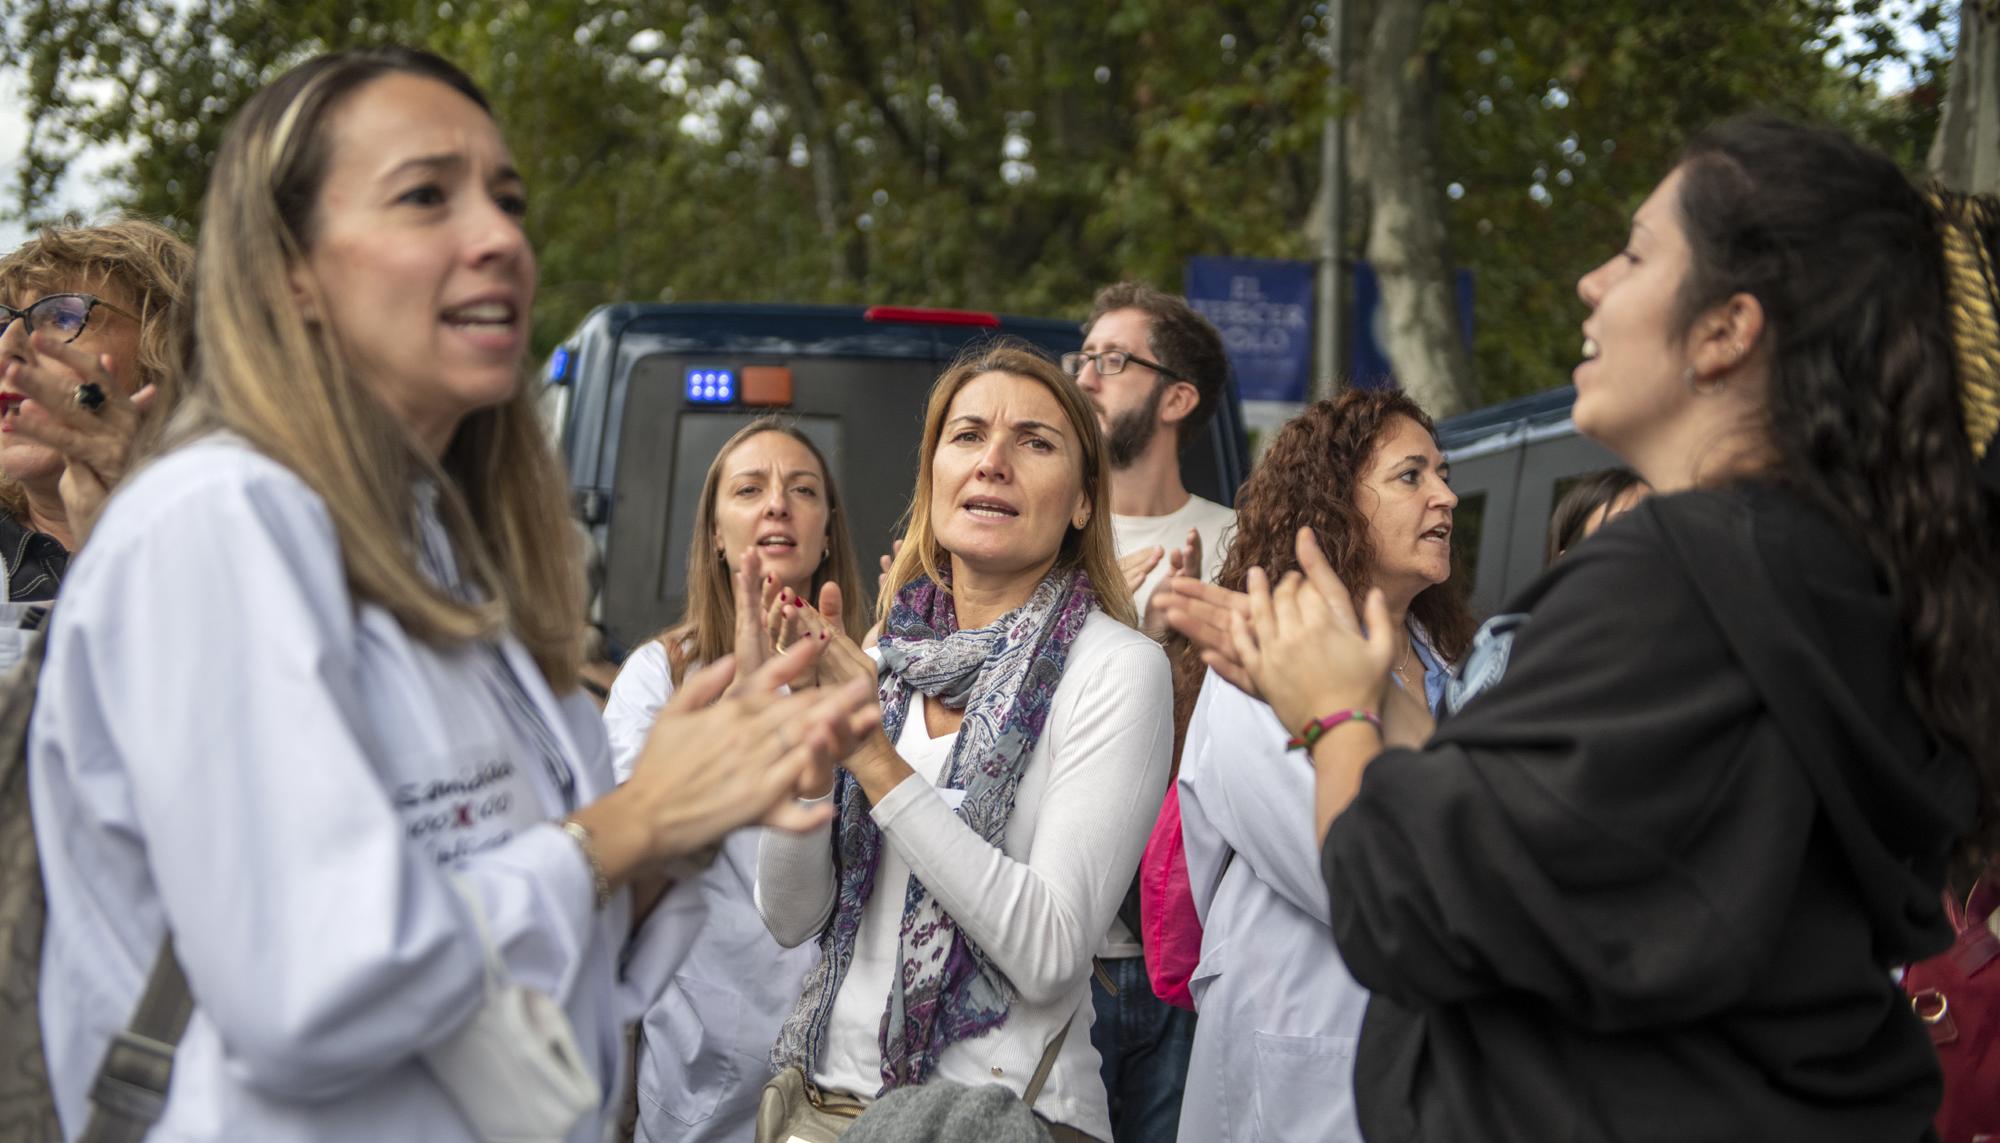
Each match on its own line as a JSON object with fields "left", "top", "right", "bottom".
{"left": 756, "top": 343, "right": 1172, "bottom": 1142}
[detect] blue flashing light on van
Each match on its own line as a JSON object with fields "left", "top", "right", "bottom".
{"left": 546, "top": 301, "right": 1251, "bottom": 658}
{"left": 684, "top": 367, "right": 735, "bottom": 404}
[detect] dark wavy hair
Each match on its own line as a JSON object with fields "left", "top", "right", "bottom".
{"left": 1168, "top": 390, "right": 1477, "bottom": 761}
{"left": 1545, "top": 466, "right": 1648, "bottom": 565}
{"left": 1675, "top": 116, "right": 2000, "bottom": 862}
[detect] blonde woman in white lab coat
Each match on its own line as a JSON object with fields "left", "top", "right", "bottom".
{"left": 28, "top": 46, "right": 873, "bottom": 1143}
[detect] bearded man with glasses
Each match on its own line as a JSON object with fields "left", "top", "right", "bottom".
{"left": 1060, "top": 280, "right": 1234, "bottom": 1143}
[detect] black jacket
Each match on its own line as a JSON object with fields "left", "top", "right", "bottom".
{"left": 1323, "top": 485, "right": 1976, "bottom": 1142}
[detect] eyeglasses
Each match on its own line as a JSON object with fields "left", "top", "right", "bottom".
{"left": 1059, "top": 349, "right": 1185, "bottom": 381}
{"left": 0, "top": 293, "right": 138, "bottom": 345}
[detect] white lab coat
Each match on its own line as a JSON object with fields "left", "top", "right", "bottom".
{"left": 603, "top": 641, "right": 819, "bottom": 1142}
{"left": 1174, "top": 672, "right": 1369, "bottom": 1143}
{"left": 29, "top": 435, "right": 705, "bottom": 1141}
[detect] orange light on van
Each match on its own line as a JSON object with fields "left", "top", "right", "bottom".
{"left": 863, "top": 305, "right": 1001, "bottom": 328}
{"left": 742, "top": 366, "right": 793, "bottom": 406}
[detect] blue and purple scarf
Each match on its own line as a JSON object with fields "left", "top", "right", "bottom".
{"left": 771, "top": 564, "right": 1096, "bottom": 1090}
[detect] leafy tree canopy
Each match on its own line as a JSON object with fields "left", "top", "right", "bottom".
{"left": 0, "top": 0, "right": 1950, "bottom": 402}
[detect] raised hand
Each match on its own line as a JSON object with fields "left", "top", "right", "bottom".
{"left": 727, "top": 545, "right": 771, "bottom": 685}
{"left": 766, "top": 580, "right": 878, "bottom": 690}
{"left": 622, "top": 636, "right": 878, "bottom": 855}
{"left": 1139, "top": 527, "right": 1205, "bottom": 637}
{"left": 1155, "top": 576, "right": 1258, "bottom": 695}
{"left": 1118, "top": 544, "right": 1165, "bottom": 599}
{"left": 6, "top": 332, "right": 157, "bottom": 547}
{"left": 1231, "top": 528, "right": 1395, "bottom": 736}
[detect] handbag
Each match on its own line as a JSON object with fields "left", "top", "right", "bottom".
{"left": 754, "top": 1016, "right": 1071, "bottom": 1143}
{"left": 422, "top": 875, "right": 600, "bottom": 1143}
{"left": 1902, "top": 874, "right": 2000, "bottom": 1143}
{"left": 1137, "top": 782, "right": 1202, "bottom": 1011}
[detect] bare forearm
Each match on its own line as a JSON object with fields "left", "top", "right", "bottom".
{"left": 1310, "top": 722, "right": 1383, "bottom": 842}
{"left": 848, "top": 734, "right": 916, "bottom": 805}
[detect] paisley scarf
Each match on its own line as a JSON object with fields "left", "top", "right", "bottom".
{"left": 772, "top": 565, "right": 1096, "bottom": 1090}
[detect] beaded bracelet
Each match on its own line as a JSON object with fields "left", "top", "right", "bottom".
{"left": 1285, "top": 708, "right": 1382, "bottom": 751}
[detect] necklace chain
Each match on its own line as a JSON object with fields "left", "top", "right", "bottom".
{"left": 1392, "top": 639, "right": 1415, "bottom": 683}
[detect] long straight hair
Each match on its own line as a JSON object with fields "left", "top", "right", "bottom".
{"left": 659, "top": 418, "right": 867, "bottom": 686}
{"left": 171, "top": 46, "right": 583, "bottom": 686}
{"left": 878, "top": 341, "right": 1137, "bottom": 629}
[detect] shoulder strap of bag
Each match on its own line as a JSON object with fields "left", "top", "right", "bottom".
{"left": 1020, "top": 1012, "right": 1073, "bottom": 1110}
{"left": 78, "top": 939, "right": 192, "bottom": 1143}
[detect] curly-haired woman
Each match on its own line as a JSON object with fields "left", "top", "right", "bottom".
{"left": 1170, "top": 389, "right": 1475, "bottom": 1142}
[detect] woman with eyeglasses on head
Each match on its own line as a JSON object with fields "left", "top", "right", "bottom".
{"left": 27, "top": 47, "right": 876, "bottom": 1142}
{"left": 755, "top": 343, "right": 1172, "bottom": 1142}
{"left": 0, "top": 220, "right": 193, "bottom": 654}
{"left": 1162, "top": 117, "right": 2000, "bottom": 1141}
{"left": 602, "top": 416, "right": 868, "bottom": 1142}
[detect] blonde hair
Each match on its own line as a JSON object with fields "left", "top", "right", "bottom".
{"left": 658, "top": 418, "right": 869, "bottom": 686}
{"left": 878, "top": 341, "right": 1136, "bottom": 628}
{"left": 171, "top": 46, "right": 582, "bottom": 687}
{"left": 0, "top": 217, "right": 196, "bottom": 522}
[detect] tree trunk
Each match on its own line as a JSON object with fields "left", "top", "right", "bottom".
{"left": 1930, "top": 0, "right": 2000, "bottom": 193}
{"left": 1353, "top": 0, "right": 1479, "bottom": 416}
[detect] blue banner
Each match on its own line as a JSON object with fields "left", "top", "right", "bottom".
{"left": 1185, "top": 256, "right": 1315, "bottom": 403}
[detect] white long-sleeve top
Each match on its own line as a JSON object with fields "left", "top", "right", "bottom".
{"left": 603, "top": 641, "right": 819, "bottom": 1142}
{"left": 756, "top": 610, "right": 1171, "bottom": 1140}
{"left": 30, "top": 436, "right": 704, "bottom": 1141}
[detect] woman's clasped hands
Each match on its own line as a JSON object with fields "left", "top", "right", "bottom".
{"left": 1158, "top": 526, "right": 1400, "bottom": 740}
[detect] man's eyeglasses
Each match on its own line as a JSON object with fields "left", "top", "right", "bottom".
{"left": 1060, "top": 349, "right": 1185, "bottom": 381}
{"left": 0, "top": 293, "right": 137, "bottom": 345}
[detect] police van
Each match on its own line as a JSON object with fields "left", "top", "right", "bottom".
{"left": 545, "top": 302, "right": 1254, "bottom": 657}
{"left": 1436, "top": 384, "right": 1620, "bottom": 615}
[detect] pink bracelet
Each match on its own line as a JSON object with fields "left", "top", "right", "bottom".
{"left": 1285, "top": 708, "right": 1382, "bottom": 751}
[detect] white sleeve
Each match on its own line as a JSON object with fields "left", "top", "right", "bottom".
{"left": 756, "top": 796, "right": 837, "bottom": 947}
{"left": 870, "top": 634, "right": 1172, "bottom": 1005}
{"left": 1178, "top": 671, "right": 1328, "bottom": 921}
{"left": 42, "top": 458, "right": 597, "bottom": 1102}
{"left": 603, "top": 641, "right": 673, "bottom": 781}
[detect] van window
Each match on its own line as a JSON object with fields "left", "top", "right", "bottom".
{"left": 1451, "top": 490, "right": 1487, "bottom": 599}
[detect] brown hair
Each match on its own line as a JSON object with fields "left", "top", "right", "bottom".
{"left": 1545, "top": 467, "right": 1648, "bottom": 565}
{"left": 1085, "top": 281, "right": 1231, "bottom": 452}
{"left": 879, "top": 340, "right": 1137, "bottom": 629}
{"left": 0, "top": 217, "right": 196, "bottom": 522}
{"left": 657, "top": 418, "right": 868, "bottom": 686}
{"left": 1168, "top": 390, "right": 1478, "bottom": 753}
{"left": 177, "top": 46, "right": 584, "bottom": 687}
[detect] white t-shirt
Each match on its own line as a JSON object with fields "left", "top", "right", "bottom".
{"left": 1112, "top": 493, "right": 1237, "bottom": 616}
{"left": 1105, "top": 492, "right": 1235, "bottom": 957}
{"left": 756, "top": 611, "right": 1172, "bottom": 1139}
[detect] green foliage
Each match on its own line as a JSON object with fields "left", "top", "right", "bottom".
{"left": 0, "top": 0, "right": 1950, "bottom": 405}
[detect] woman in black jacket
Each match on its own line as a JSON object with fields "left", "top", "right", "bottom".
{"left": 1162, "top": 117, "right": 2000, "bottom": 1141}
